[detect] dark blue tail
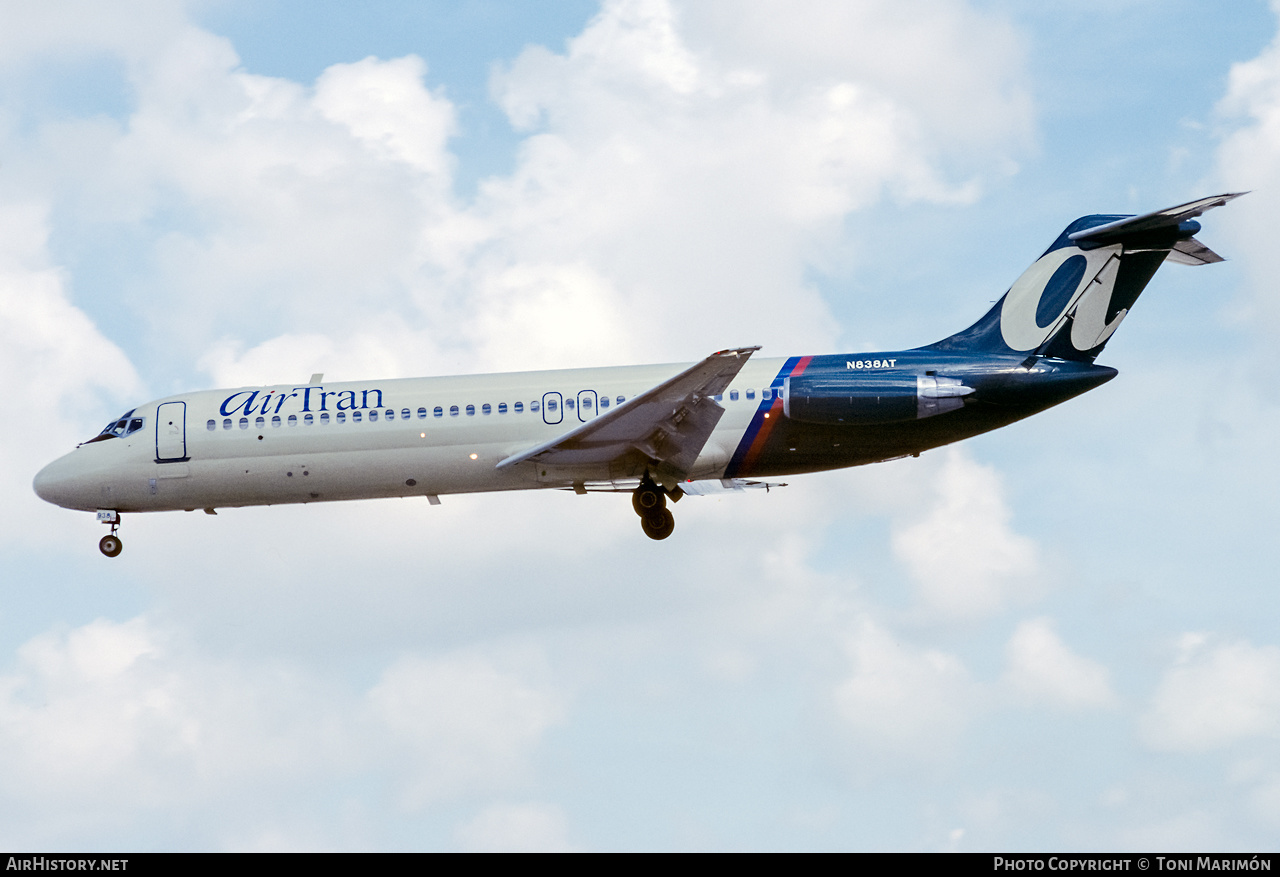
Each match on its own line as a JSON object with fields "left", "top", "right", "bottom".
{"left": 928, "top": 194, "right": 1243, "bottom": 362}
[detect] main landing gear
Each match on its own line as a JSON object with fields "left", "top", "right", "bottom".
{"left": 633, "top": 477, "right": 676, "bottom": 541}
{"left": 97, "top": 510, "right": 123, "bottom": 558}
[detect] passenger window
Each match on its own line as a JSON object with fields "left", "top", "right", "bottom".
{"left": 746, "top": 389, "right": 755, "bottom": 400}
{"left": 565, "top": 398, "right": 574, "bottom": 409}
{"left": 255, "top": 416, "right": 265, "bottom": 428}
{"left": 482, "top": 403, "right": 491, "bottom": 415}
{"left": 239, "top": 417, "right": 249, "bottom": 429}
{"left": 582, "top": 397, "right": 593, "bottom": 408}
{"left": 418, "top": 407, "right": 427, "bottom": 419}
{"left": 288, "top": 414, "right": 297, "bottom": 426}
{"left": 337, "top": 412, "right": 346, "bottom": 423}
{"left": 762, "top": 388, "right": 772, "bottom": 401}
{"left": 466, "top": 404, "right": 475, "bottom": 416}
{"left": 449, "top": 405, "right": 459, "bottom": 416}
{"left": 271, "top": 415, "right": 281, "bottom": 427}
{"left": 207, "top": 419, "right": 216, "bottom": 431}
{"left": 498, "top": 402, "right": 508, "bottom": 414}
{"left": 729, "top": 390, "right": 739, "bottom": 401}
{"left": 546, "top": 400, "right": 557, "bottom": 412}
{"left": 368, "top": 410, "right": 377, "bottom": 422}
{"left": 616, "top": 396, "right": 625, "bottom": 406}
{"left": 321, "top": 412, "right": 330, "bottom": 424}
{"left": 515, "top": 401, "right": 524, "bottom": 413}
{"left": 304, "top": 413, "right": 314, "bottom": 425}
{"left": 714, "top": 394, "right": 723, "bottom": 402}
{"left": 223, "top": 418, "right": 232, "bottom": 430}
{"left": 353, "top": 411, "right": 363, "bottom": 422}
{"left": 530, "top": 400, "right": 540, "bottom": 412}
{"left": 600, "top": 397, "right": 610, "bottom": 409}
{"left": 435, "top": 406, "right": 444, "bottom": 417}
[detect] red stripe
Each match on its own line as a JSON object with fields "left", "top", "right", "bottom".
{"left": 738, "top": 355, "right": 812, "bottom": 474}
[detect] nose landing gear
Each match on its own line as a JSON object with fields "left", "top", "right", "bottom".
{"left": 99, "top": 534, "right": 122, "bottom": 557}
{"left": 633, "top": 477, "right": 675, "bottom": 541}
{"left": 96, "top": 509, "right": 123, "bottom": 557}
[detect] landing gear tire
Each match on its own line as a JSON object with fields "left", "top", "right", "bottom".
{"left": 641, "top": 508, "right": 675, "bottom": 541}
{"left": 633, "top": 484, "right": 666, "bottom": 515}
{"left": 99, "top": 534, "right": 123, "bottom": 558}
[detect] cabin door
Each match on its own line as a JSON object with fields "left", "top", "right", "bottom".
{"left": 542, "top": 392, "right": 563, "bottom": 425}
{"left": 576, "top": 390, "right": 598, "bottom": 422}
{"left": 155, "top": 401, "right": 188, "bottom": 462}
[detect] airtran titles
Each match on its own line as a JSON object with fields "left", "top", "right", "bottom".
{"left": 219, "top": 386, "right": 386, "bottom": 418}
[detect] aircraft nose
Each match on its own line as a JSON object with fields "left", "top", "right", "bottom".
{"left": 33, "top": 453, "right": 93, "bottom": 510}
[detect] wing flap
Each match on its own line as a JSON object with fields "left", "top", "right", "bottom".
{"left": 495, "top": 347, "right": 760, "bottom": 476}
{"left": 678, "top": 478, "right": 787, "bottom": 496}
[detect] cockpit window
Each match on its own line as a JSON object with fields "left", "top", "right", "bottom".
{"left": 84, "top": 409, "right": 143, "bottom": 444}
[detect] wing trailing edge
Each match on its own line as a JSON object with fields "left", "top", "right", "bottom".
{"left": 495, "top": 347, "right": 760, "bottom": 478}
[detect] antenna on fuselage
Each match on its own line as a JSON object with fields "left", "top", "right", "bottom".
{"left": 309, "top": 373, "right": 324, "bottom": 385}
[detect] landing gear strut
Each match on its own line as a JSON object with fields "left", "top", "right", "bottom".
{"left": 97, "top": 510, "right": 123, "bottom": 558}
{"left": 633, "top": 477, "right": 675, "bottom": 541}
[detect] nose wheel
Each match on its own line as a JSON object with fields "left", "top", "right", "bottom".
{"left": 99, "top": 534, "right": 123, "bottom": 557}
{"left": 633, "top": 478, "right": 675, "bottom": 540}
{"left": 97, "top": 510, "right": 123, "bottom": 557}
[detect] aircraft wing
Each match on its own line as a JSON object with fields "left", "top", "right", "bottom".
{"left": 495, "top": 347, "right": 760, "bottom": 477}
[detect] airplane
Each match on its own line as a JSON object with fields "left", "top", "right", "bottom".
{"left": 33, "top": 193, "right": 1242, "bottom": 557}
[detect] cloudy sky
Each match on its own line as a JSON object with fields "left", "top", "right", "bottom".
{"left": 3, "top": 0, "right": 1280, "bottom": 851}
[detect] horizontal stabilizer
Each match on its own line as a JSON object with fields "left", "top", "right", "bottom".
{"left": 1068, "top": 192, "right": 1245, "bottom": 246}
{"left": 1165, "top": 237, "right": 1224, "bottom": 266}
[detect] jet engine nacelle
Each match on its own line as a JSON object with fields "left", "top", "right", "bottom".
{"left": 782, "top": 373, "right": 974, "bottom": 425}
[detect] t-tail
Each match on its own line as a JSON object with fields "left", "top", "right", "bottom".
{"left": 928, "top": 193, "right": 1245, "bottom": 362}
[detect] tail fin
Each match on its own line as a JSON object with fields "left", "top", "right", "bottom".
{"left": 929, "top": 193, "right": 1245, "bottom": 362}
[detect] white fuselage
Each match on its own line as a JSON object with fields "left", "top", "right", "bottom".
{"left": 34, "top": 357, "right": 790, "bottom": 514}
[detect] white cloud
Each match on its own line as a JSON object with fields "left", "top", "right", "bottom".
{"left": 1141, "top": 636, "right": 1280, "bottom": 752}
{"left": 833, "top": 620, "right": 979, "bottom": 754}
{"left": 890, "top": 448, "right": 1040, "bottom": 619}
{"left": 1113, "top": 809, "right": 1223, "bottom": 853}
{"left": 1214, "top": 14, "right": 1280, "bottom": 336}
{"left": 453, "top": 802, "right": 580, "bottom": 852}
{"left": 1250, "top": 774, "right": 1280, "bottom": 829}
{"left": 0, "top": 616, "right": 342, "bottom": 827}
{"left": 367, "top": 651, "right": 566, "bottom": 808}
{"left": 197, "top": 326, "right": 437, "bottom": 388}
{"left": 478, "top": 0, "right": 1030, "bottom": 361}
{"left": 1002, "top": 617, "right": 1117, "bottom": 711}
{"left": 677, "top": 0, "right": 1032, "bottom": 157}
{"left": 0, "top": 201, "right": 142, "bottom": 547}
{"left": 4, "top": 29, "right": 465, "bottom": 375}
{"left": 0, "top": 615, "right": 567, "bottom": 846}
{"left": 0, "top": 0, "right": 1036, "bottom": 396}
{"left": 0, "top": 0, "right": 189, "bottom": 67}
{"left": 314, "top": 56, "right": 456, "bottom": 177}
{"left": 464, "top": 262, "right": 637, "bottom": 372}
